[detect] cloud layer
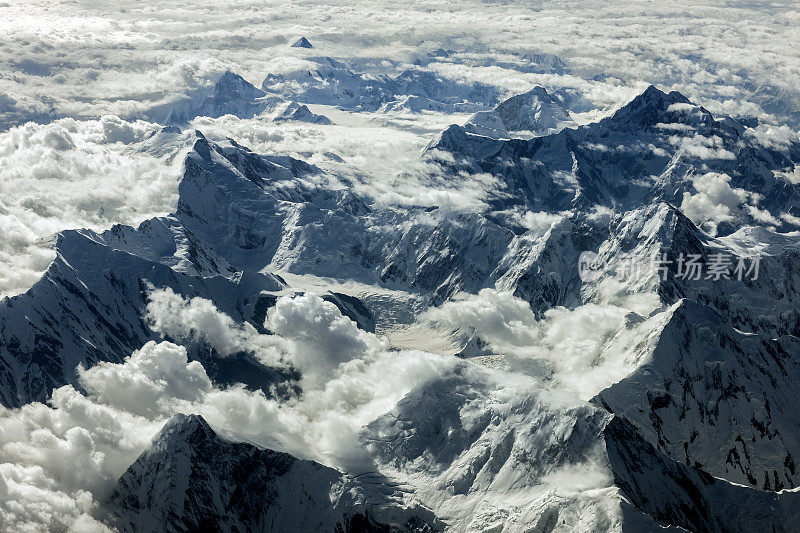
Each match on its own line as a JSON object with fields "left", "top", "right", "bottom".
{"left": 423, "top": 288, "right": 664, "bottom": 399}
{"left": 2, "top": 0, "right": 800, "bottom": 128}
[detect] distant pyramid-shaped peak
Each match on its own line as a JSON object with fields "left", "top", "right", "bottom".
{"left": 213, "top": 70, "right": 266, "bottom": 100}
{"left": 291, "top": 37, "right": 313, "bottom": 48}
{"left": 150, "top": 413, "right": 217, "bottom": 451}
{"left": 463, "top": 85, "right": 574, "bottom": 138}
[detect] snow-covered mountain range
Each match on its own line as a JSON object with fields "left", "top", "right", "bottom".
{"left": 2, "top": 78, "right": 800, "bottom": 531}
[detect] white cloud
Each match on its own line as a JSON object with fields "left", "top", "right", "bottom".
{"left": 780, "top": 211, "right": 800, "bottom": 226}
{"left": 266, "top": 292, "right": 380, "bottom": 385}
{"left": 775, "top": 165, "right": 800, "bottom": 185}
{"left": 78, "top": 341, "right": 212, "bottom": 418}
{"left": 670, "top": 134, "right": 736, "bottom": 160}
{"left": 0, "top": 290, "right": 463, "bottom": 530}
{"left": 494, "top": 208, "right": 566, "bottom": 234}
{"left": 666, "top": 103, "right": 696, "bottom": 113}
{"left": 144, "top": 288, "right": 382, "bottom": 388}
{"left": 744, "top": 204, "right": 781, "bottom": 227}
{"left": 423, "top": 288, "right": 664, "bottom": 400}
{"left": 679, "top": 170, "right": 788, "bottom": 233}
{"left": 145, "top": 287, "right": 286, "bottom": 367}
{"left": 680, "top": 172, "right": 751, "bottom": 234}
{"left": 655, "top": 122, "right": 694, "bottom": 132}
{"left": 0, "top": 462, "right": 110, "bottom": 533}
{"left": 0, "top": 386, "right": 160, "bottom": 532}
{"left": 744, "top": 125, "right": 800, "bottom": 153}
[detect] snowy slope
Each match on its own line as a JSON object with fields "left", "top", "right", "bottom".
{"left": 594, "top": 299, "right": 800, "bottom": 490}
{"left": 361, "top": 369, "right": 800, "bottom": 532}
{"left": 464, "top": 86, "right": 575, "bottom": 138}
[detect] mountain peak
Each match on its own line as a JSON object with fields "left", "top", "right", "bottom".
{"left": 463, "top": 85, "right": 573, "bottom": 138}
{"left": 153, "top": 71, "right": 271, "bottom": 124}
{"left": 150, "top": 413, "right": 217, "bottom": 452}
{"left": 324, "top": 56, "right": 348, "bottom": 69}
{"left": 214, "top": 71, "right": 264, "bottom": 100}
{"left": 108, "top": 411, "right": 440, "bottom": 532}
{"left": 523, "top": 85, "right": 553, "bottom": 99}
{"left": 608, "top": 85, "right": 692, "bottom": 128}
{"left": 291, "top": 36, "right": 313, "bottom": 48}
{"left": 212, "top": 70, "right": 266, "bottom": 101}
{"left": 188, "top": 130, "right": 212, "bottom": 161}
{"left": 641, "top": 83, "right": 669, "bottom": 99}
{"left": 630, "top": 84, "right": 687, "bottom": 106}
{"left": 427, "top": 123, "right": 504, "bottom": 159}
{"left": 274, "top": 101, "right": 333, "bottom": 124}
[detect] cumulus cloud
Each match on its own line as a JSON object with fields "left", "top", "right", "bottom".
{"left": 78, "top": 341, "right": 213, "bottom": 418}
{"left": 266, "top": 292, "right": 381, "bottom": 384}
{"left": 670, "top": 133, "right": 736, "bottom": 160}
{"left": 744, "top": 125, "right": 800, "bottom": 153}
{"left": 493, "top": 208, "right": 566, "bottom": 235}
{"left": 775, "top": 164, "right": 800, "bottom": 186}
{"left": 127, "top": 290, "right": 462, "bottom": 470}
{"left": 144, "top": 288, "right": 384, "bottom": 388}
{"left": 0, "top": 290, "right": 463, "bottom": 530}
{"left": 144, "top": 287, "right": 286, "bottom": 365}
{"left": 0, "top": 462, "right": 110, "bottom": 533}
{"left": 680, "top": 172, "right": 743, "bottom": 233}
{"left": 679, "top": 171, "right": 781, "bottom": 234}
{"left": 0, "top": 385, "right": 160, "bottom": 532}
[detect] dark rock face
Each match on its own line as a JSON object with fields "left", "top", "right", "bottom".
{"left": 428, "top": 85, "right": 800, "bottom": 223}
{"left": 323, "top": 292, "right": 376, "bottom": 333}
{"left": 291, "top": 37, "right": 313, "bottom": 48}
{"left": 107, "top": 414, "right": 439, "bottom": 533}
{"left": 603, "top": 415, "right": 800, "bottom": 533}
{"left": 0, "top": 227, "right": 288, "bottom": 406}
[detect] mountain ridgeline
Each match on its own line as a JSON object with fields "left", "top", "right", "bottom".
{"left": 3, "top": 81, "right": 800, "bottom": 531}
